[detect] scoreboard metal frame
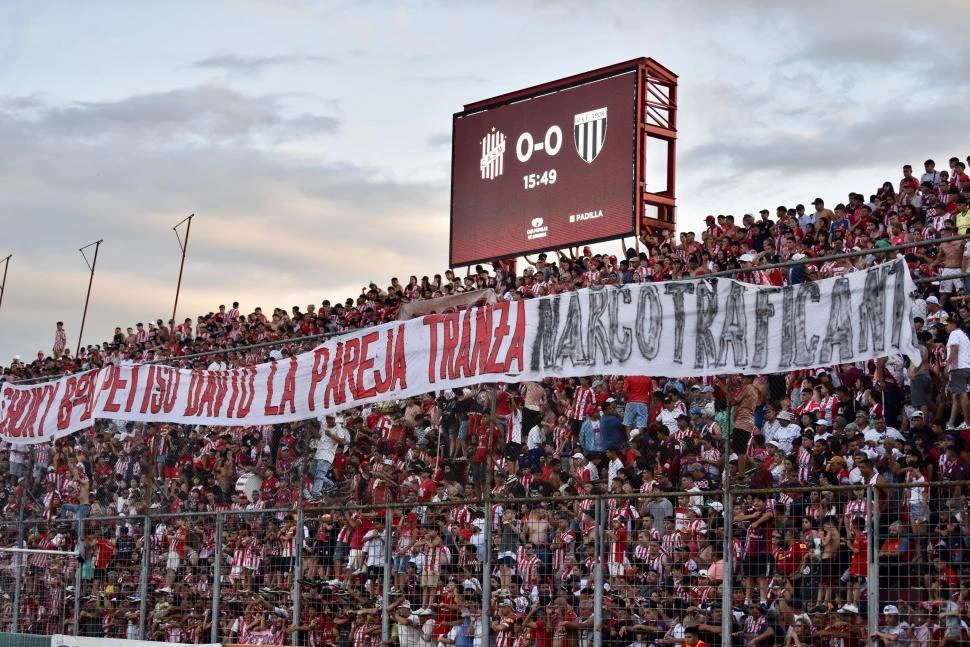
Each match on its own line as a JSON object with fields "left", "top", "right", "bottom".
{"left": 450, "top": 57, "right": 678, "bottom": 267}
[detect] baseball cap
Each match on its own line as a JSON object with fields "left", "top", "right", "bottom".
{"left": 883, "top": 605, "right": 899, "bottom": 615}
{"left": 572, "top": 453, "right": 585, "bottom": 460}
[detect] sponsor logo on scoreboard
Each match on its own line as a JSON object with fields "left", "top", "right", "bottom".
{"left": 569, "top": 209, "right": 604, "bottom": 223}
{"left": 573, "top": 107, "right": 607, "bottom": 164}
{"left": 527, "top": 217, "right": 548, "bottom": 241}
{"left": 480, "top": 128, "right": 507, "bottom": 180}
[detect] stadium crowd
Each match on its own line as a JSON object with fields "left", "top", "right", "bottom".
{"left": 0, "top": 155, "right": 969, "bottom": 646}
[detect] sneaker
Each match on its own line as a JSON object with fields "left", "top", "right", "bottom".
{"left": 959, "top": 422, "right": 970, "bottom": 430}
{"left": 946, "top": 425, "right": 958, "bottom": 431}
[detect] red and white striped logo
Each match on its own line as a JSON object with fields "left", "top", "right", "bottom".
{"left": 480, "top": 128, "right": 507, "bottom": 180}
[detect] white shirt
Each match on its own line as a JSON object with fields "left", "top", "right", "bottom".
{"left": 947, "top": 328, "right": 970, "bottom": 369}
{"left": 658, "top": 408, "right": 680, "bottom": 435}
{"left": 607, "top": 457, "right": 624, "bottom": 486}
{"left": 526, "top": 425, "right": 545, "bottom": 451}
{"left": 768, "top": 423, "right": 803, "bottom": 453}
{"left": 363, "top": 528, "right": 385, "bottom": 567}
{"left": 314, "top": 422, "right": 349, "bottom": 462}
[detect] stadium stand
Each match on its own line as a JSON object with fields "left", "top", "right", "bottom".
{"left": 0, "top": 158, "right": 969, "bottom": 644}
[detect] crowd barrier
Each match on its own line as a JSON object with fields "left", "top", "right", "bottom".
{"left": 0, "top": 481, "right": 966, "bottom": 647}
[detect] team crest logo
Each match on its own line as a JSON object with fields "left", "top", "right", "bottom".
{"left": 574, "top": 107, "right": 607, "bottom": 164}
{"left": 480, "top": 127, "right": 506, "bottom": 180}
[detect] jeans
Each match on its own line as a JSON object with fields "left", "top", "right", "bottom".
{"left": 59, "top": 504, "right": 91, "bottom": 520}
{"left": 311, "top": 459, "right": 334, "bottom": 496}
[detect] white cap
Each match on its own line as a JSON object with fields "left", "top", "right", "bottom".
{"left": 791, "top": 253, "right": 807, "bottom": 261}
{"left": 883, "top": 605, "right": 900, "bottom": 615}
{"left": 739, "top": 253, "right": 756, "bottom": 262}
{"left": 927, "top": 296, "right": 940, "bottom": 305}
{"left": 838, "top": 603, "right": 859, "bottom": 615}
{"left": 572, "top": 452, "right": 585, "bottom": 460}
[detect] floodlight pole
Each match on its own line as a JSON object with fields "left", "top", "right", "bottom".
{"left": 77, "top": 240, "right": 102, "bottom": 356}
{"left": 0, "top": 254, "right": 10, "bottom": 314}
{"left": 171, "top": 214, "right": 194, "bottom": 330}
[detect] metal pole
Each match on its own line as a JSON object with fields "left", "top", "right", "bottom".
{"left": 138, "top": 513, "right": 151, "bottom": 638}
{"left": 171, "top": 214, "right": 194, "bottom": 329}
{"left": 74, "top": 517, "right": 84, "bottom": 635}
{"left": 210, "top": 512, "right": 224, "bottom": 644}
{"left": 292, "top": 506, "right": 305, "bottom": 646}
{"left": 866, "top": 486, "right": 879, "bottom": 643}
{"left": 76, "top": 240, "right": 102, "bottom": 356}
{"left": 593, "top": 497, "right": 604, "bottom": 647}
{"left": 480, "top": 384, "right": 499, "bottom": 647}
{"left": 0, "top": 254, "right": 10, "bottom": 315}
{"left": 11, "top": 497, "right": 24, "bottom": 633}
{"left": 481, "top": 500, "right": 492, "bottom": 647}
{"left": 381, "top": 504, "right": 393, "bottom": 642}
{"left": 721, "top": 378, "right": 735, "bottom": 647}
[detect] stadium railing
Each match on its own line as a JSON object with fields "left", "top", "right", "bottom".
{"left": 0, "top": 481, "right": 966, "bottom": 646}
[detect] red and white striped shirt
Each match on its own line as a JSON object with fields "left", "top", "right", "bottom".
{"left": 552, "top": 529, "right": 575, "bottom": 570}
{"left": 570, "top": 387, "right": 595, "bottom": 421}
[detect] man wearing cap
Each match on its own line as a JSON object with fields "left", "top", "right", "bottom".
{"left": 766, "top": 410, "right": 801, "bottom": 454}
{"left": 310, "top": 415, "right": 349, "bottom": 500}
{"left": 871, "top": 605, "right": 912, "bottom": 647}
{"left": 925, "top": 296, "right": 948, "bottom": 327}
{"left": 600, "top": 399, "right": 626, "bottom": 451}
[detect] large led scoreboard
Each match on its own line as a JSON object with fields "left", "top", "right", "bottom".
{"left": 450, "top": 58, "right": 678, "bottom": 268}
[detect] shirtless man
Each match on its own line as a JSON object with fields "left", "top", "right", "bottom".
{"left": 908, "top": 333, "right": 933, "bottom": 419}
{"left": 935, "top": 223, "right": 964, "bottom": 300}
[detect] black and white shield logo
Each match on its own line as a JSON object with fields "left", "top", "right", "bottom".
{"left": 574, "top": 107, "right": 607, "bottom": 164}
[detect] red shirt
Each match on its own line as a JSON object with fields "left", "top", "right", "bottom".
{"left": 775, "top": 540, "right": 808, "bottom": 576}
{"left": 625, "top": 376, "right": 654, "bottom": 403}
{"left": 94, "top": 539, "right": 115, "bottom": 569}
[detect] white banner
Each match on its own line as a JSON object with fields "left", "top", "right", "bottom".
{"left": 52, "top": 636, "right": 219, "bottom": 647}
{"left": 396, "top": 288, "right": 497, "bottom": 320}
{"left": 2, "top": 260, "right": 920, "bottom": 444}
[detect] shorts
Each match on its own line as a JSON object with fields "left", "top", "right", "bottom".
{"left": 949, "top": 368, "right": 970, "bottom": 394}
{"left": 820, "top": 557, "right": 839, "bottom": 584}
{"left": 504, "top": 441, "right": 523, "bottom": 461}
{"left": 166, "top": 551, "right": 180, "bottom": 571}
{"left": 334, "top": 542, "right": 348, "bottom": 564}
{"left": 742, "top": 553, "right": 772, "bottom": 579}
{"left": 622, "top": 402, "right": 649, "bottom": 429}
{"left": 731, "top": 428, "right": 751, "bottom": 455}
{"left": 348, "top": 549, "right": 365, "bottom": 569}
{"left": 608, "top": 562, "right": 625, "bottom": 578}
{"left": 910, "top": 373, "right": 931, "bottom": 407}
{"left": 938, "top": 267, "right": 963, "bottom": 293}
{"left": 94, "top": 567, "right": 108, "bottom": 581}
{"left": 393, "top": 555, "right": 411, "bottom": 574}
{"left": 420, "top": 571, "right": 440, "bottom": 588}
{"left": 270, "top": 556, "right": 292, "bottom": 573}
{"left": 909, "top": 502, "right": 928, "bottom": 523}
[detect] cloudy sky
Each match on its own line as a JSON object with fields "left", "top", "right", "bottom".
{"left": 1, "top": 0, "right": 968, "bottom": 362}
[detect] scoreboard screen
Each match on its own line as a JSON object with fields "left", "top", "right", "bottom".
{"left": 450, "top": 67, "right": 638, "bottom": 267}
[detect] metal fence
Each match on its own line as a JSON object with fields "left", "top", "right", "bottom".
{"left": 0, "top": 480, "right": 966, "bottom": 646}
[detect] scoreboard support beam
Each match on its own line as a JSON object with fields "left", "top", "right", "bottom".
{"left": 635, "top": 58, "right": 678, "bottom": 243}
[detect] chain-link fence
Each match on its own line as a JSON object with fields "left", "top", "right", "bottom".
{"left": 0, "top": 480, "right": 967, "bottom": 646}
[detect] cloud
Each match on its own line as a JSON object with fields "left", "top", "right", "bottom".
{"left": 426, "top": 132, "right": 451, "bottom": 148}
{"left": 0, "top": 86, "right": 448, "bottom": 360}
{"left": 0, "top": 85, "right": 339, "bottom": 147}
{"left": 411, "top": 74, "right": 489, "bottom": 84}
{"left": 191, "top": 53, "right": 336, "bottom": 75}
